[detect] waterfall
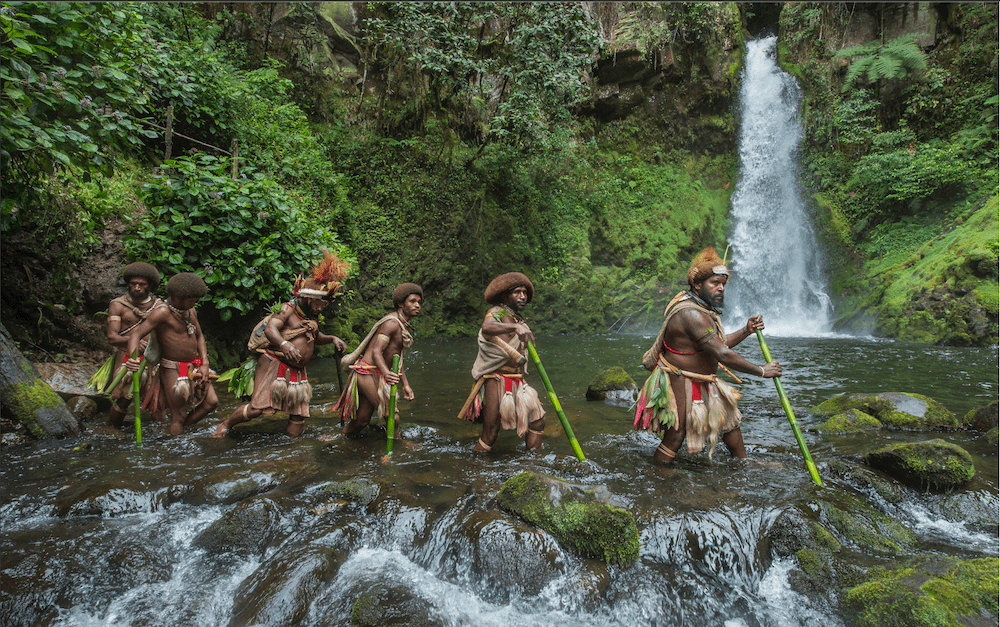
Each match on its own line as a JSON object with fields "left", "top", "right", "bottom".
{"left": 725, "top": 37, "right": 832, "bottom": 336}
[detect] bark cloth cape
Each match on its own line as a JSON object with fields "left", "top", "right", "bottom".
{"left": 634, "top": 290, "right": 742, "bottom": 459}
{"left": 248, "top": 301, "right": 321, "bottom": 417}
{"left": 334, "top": 312, "right": 414, "bottom": 427}
{"left": 106, "top": 294, "right": 163, "bottom": 411}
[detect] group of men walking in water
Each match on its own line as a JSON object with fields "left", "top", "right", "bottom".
{"left": 103, "top": 246, "right": 780, "bottom": 463}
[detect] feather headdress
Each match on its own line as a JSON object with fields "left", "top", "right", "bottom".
{"left": 293, "top": 249, "right": 350, "bottom": 299}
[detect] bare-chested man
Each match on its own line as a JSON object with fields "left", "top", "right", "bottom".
{"left": 635, "top": 247, "right": 780, "bottom": 463}
{"left": 337, "top": 283, "right": 421, "bottom": 437}
{"left": 105, "top": 262, "right": 164, "bottom": 429}
{"left": 460, "top": 272, "right": 546, "bottom": 452}
{"left": 125, "top": 272, "right": 218, "bottom": 436}
{"left": 212, "top": 250, "right": 349, "bottom": 438}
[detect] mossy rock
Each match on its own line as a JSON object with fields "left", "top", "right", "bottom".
{"left": 863, "top": 439, "right": 975, "bottom": 491}
{"left": 820, "top": 494, "right": 917, "bottom": 557}
{"left": 962, "top": 399, "right": 998, "bottom": 433}
{"left": 842, "top": 556, "right": 999, "bottom": 627}
{"left": 811, "top": 392, "right": 958, "bottom": 430}
{"left": 585, "top": 366, "right": 637, "bottom": 401}
{"left": 349, "top": 583, "right": 438, "bottom": 627}
{"left": 816, "top": 408, "right": 882, "bottom": 434}
{"left": 323, "top": 478, "right": 380, "bottom": 507}
{"left": 985, "top": 427, "right": 999, "bottom": 448}
{"left": 496, "top": 471, "right": 639, "bottom": 566}
{"left": 192, "top": 497, "right": 282, "bottom": 557}
{"left": 824, "top": 460, "right": 907, "bottom": 505}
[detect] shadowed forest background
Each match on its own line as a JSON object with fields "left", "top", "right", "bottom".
{"left": 1, "top": 2, "right": 996, "bottom": 370}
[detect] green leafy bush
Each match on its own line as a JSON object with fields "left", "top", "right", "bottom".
{"left": 127, "top": 154, "right": 354, "bottom": 321}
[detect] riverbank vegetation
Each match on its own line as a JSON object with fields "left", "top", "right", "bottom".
{"left": 1, "top": 2, "right": 996, "bottom": 366}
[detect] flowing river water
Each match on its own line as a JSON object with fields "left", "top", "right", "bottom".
{"left": 2, "top": 334, "right": 998, "bottom": 627}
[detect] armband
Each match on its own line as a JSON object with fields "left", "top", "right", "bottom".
{"left": 377, "top": 333, "right": 391, "bottom": 343}
{"left": 696, "top": 329, "right": 716, "bottom": 345}
{"left": 107, "top": 315, "right": 121, "bottom": 322}
{"left": 279, "top": 340, "right": 289, "bottom": 347}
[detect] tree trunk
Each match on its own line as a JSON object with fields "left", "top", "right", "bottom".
{"left": 0, "top": 324, "right": 80, "bottom": 438}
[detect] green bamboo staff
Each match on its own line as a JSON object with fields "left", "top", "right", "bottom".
{"left": 755, "top": 330, "right": 822, "bottom": 486}
{"left": 104, "top": 351, "right": 147, "bottom": 393}
{"left": 385, "top": 354, "right": 401, "bottom": 456}
{"left": 526, "top": 342, "right": 586, "bottom": 461}
{"left": 132, "top": 349, "right": 143, "bottom": 448}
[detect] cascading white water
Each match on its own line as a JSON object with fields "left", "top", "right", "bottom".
{"left": 725, "top": 37, "right": 832, "bottom": 336}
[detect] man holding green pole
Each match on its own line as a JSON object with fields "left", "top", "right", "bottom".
{"left": 460, "top": 272, "right": 547, "bottom": 453}
{"left": 635, "top": 247, "right": 780, "bottom": 463}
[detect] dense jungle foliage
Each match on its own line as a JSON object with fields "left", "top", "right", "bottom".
{"left": 1, "top": 2, "right": 996, "bottom": 367}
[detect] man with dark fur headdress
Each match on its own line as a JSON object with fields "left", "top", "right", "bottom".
{"left": 125, "top": 272, "right": 218, "bottom": 435}
{"left": 634, "top": 247, "right": 781, "bottom": 463}
{"left": 337, "top": 283, "right": 422, "bottom": 437}
{"left": 212, "top": 250, "right": 349, "bottom": 438}
{"left": 460, "top": 272, "right": 546, "bottom": 452}
{"left": 105, "top": 262, "right": 165, "bottom": 429}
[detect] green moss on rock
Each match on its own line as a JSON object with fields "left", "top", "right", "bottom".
{"left": 3, "top": 379, "right": 67, "bottom": 438}
{"left": 811, "top": 392, "right": 957, "bottom": 430}
{"left": 816, "top": 408, "right": 882, "bottom": 433}
{"left": 497, "top": 472, "right": 639, "bottom": 566}
{"left": 963, "top": 399, "right": 998, "bottom": 432}
{"left": 585, "top": 366, "right": 637, "bottom": 401}
{"left": 843, "top": 557, "right": 999, "bottom": 627}
{"left": 323, "top": 478, "right": 380, "bottom": 506}
{"left": 864, "top": 439, "right": 975, "bottom": 491}
{"left": 821, "top": 496, "right": 916, "bottom": 557}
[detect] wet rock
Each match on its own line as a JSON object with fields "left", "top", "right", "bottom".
{"left": 192, "top": 497, "right": 282, "bottom": 557}
{"left": 55, "top": 482, "right": 188, "bottom": 518}
{"left": 819, "top": 493, "right": 917, "bottom": 557}
{"left": 230, "top": 544, "right": 346, "bottom": 626}
{"left": 349, "top": 583, "right": 439, "bottom": 627}
{"left": 863, "top": 439, "right": 975, "bottom": 491}
{"left": 825, "top": 461, "right": 907, "bottom": 505}
{"left": 986, "top": 427, "right": 999, "bottom": 448}
{"left": 585, "top": 366, "right": 637, "bottom": 403}
{"left": 66, "top": 395, "right": 99, "bottom": 422}
{"left": 189, "top": 459, "right": 321, "bottom": 505}
{"left": 768, "top": 505, "right": 845, "bottom": 611}
{"left": 496, "top": 471, "right": 639, "bottom": 566}
{"left": 109, "top": 542, "right": 174, "bottom": 587}
{"left": 963, "top": 399, "right": 998, "bottom": 433}
{"left": 0, "top": 552, "right": 65, "bottom": 627}
{"left": 1, "top": 324, "right": 80, "bottom": 438}
{"left": 815, "top": 408, "right": 882, "bottom": 434}
{"left": 934, "top": 491, "right": 1000, "bottom": 537}
{"left": 842, "top": 556, "right": 999, "bottom": 627}
{"left": 322, "top": 478, "right": 380, "bottom": 507}
{"left": 33, "top": 362, "right": 104, "bottom": 398}
{"left": 811, "top": 392, "right": 958, "bottom": 430}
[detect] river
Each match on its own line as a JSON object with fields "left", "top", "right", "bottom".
{"left": 2, "top": 333, "right": 997, "bottom": 627}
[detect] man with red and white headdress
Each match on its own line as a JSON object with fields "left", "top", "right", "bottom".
{"left": 634, "top": 247, "right": 781, "bottom": 464}
{"left": 212, "top": 250, "right": 349, "bottom": 438}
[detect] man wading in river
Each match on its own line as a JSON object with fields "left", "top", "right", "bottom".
{"left": 634, "top": 247, "right": 781, "bottom": 463}
{"left": 337, "top": 283, "right": 421, "bottom": 437}
{"left": 104, "top": 262, "right": 166, "bottom": 429}
{"left": 212, "top": 250, "right": 349, "bottom": 438}
{"left": 461, "top": 272, "right": 546, "bottom": 452}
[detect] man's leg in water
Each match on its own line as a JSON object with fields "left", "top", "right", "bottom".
{"left": 342, "top": 373, "right": 380, "bottom": 436}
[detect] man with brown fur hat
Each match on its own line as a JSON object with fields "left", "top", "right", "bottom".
{"left": 337, "top": 282, "right": 422, "bottom": 437}
{"left": 212, "top": 250, "right": 350, "bottom": 438}
{"left": 104, "top": 261, "right": 165, "bottom": 429}
{"left": 460, "top": 272, "right": 546, "bottom": 452}
{"left": 634, "top": 247, "right": 780, "bottom": 464}
{"left": 125, "top": 272, "right": 218, "bottom": 435}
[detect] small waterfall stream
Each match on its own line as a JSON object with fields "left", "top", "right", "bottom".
{"left": 726, "top": 37, "right": 833, "bottom": 336}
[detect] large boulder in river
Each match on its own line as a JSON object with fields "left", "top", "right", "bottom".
{"left": 842, "top": 556, "right": 999, "bottom": 627}
{"left": 496, "top": 471, "right": 639, "bottom": 566}
{"left": 0, "top": 323, "right": 80, "bottom": 438}
{"left": 192, "top": 496, "right": 283, "bottom": 557}
{"left": 811, "top": 392, "right": 958, "bottom": 430}
{"left": 962, "top": 399, "right": 998, "bottom": 433}
{"left": 816, "top": 408, "right": 882, "bottom": 434}
{"left": 585, "top": 366, "right": 637, "bottom": 403}
{"left": 863, "top": 439, "right": 975, "bottom": 491}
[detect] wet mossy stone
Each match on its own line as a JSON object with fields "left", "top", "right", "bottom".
{"left": 816, "top": 408, "right": 882, "bottom": 434}
{"left": 985, "top": 426, "right": 999, "bottom": 448}
{"left": 842, "top": 556, "right": 999, "bottom": 627}
{"left": 963, "top": 399, "right": 998, "bottom": 433}
{"left": 350, "top": 583, "right": 438, "bottom": 627}
{"left": 863, "top": 439, "right": 975, "bottom": 491}
{"left": 585, "top": 366, "right": 637, "bottom": 401}
{"left": 496, "top": 471, "right": 640, "bottom": 566}
{"left": 323, "top": 478, "right": 380, "bottom": 507}
{"left": 819, "top": 493, "right": 917, "bottom": 557}
{"left": 825, "top": 460, "right": 907, "bottom": 505}
{"left": 192, "top": 496, "right": 282, "bottom": 557}
{"left": 811, "top": 392, "right": 957, "bottom": 430}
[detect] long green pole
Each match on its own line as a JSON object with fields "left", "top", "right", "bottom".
{"left": 104, "top": 351, "right": 146, "bottom": 394}
{"left": 526, "top": 342, "right": 585, "bottom": 461}
{"left": 385, "top": 354, "right": 400, "bottom": 456}
{"left": 131, "top": 349, "right": 143, "bottom": 448}
{"left": 755, "top": 330, "right": 821, "bottom": 486}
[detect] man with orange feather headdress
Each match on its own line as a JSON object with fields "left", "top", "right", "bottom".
{"left": 634, "top": 247, "right": 782, "bottom": 464}
{"left": 212, "top": 250, "right": 349, "bottom": 438}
